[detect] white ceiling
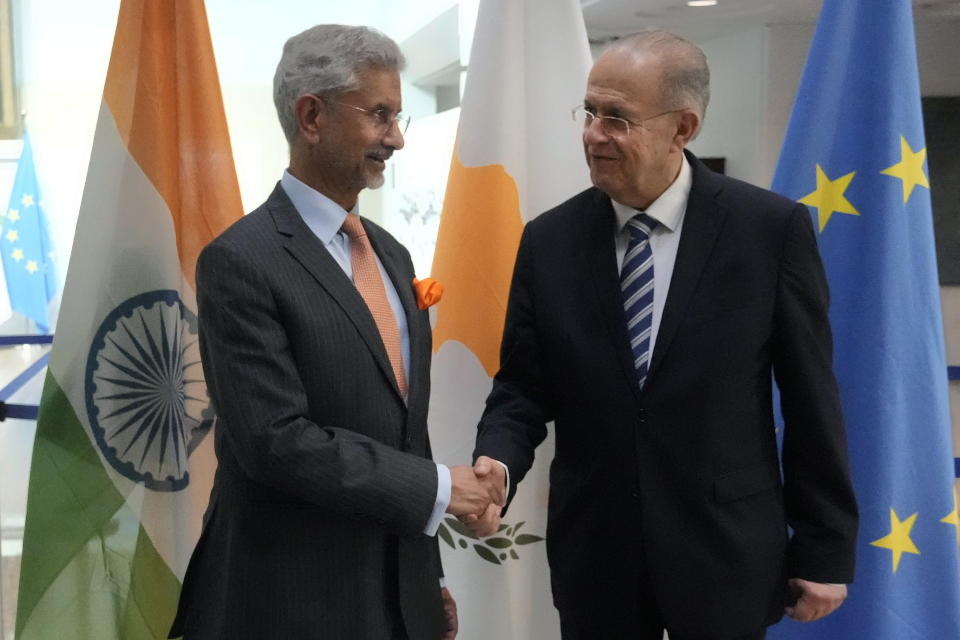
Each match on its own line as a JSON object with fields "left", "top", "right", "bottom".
{"left": 582, "top": 0, "right": 960, "bottom": 43}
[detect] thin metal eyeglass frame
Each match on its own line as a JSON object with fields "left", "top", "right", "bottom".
{"left": 312, "top": 94, "right": 411, "bottom": 134}
{"left": 571, "top": 105, "right": 686, "bottom": 137}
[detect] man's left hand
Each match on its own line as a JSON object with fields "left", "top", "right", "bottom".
{"left": 473, "top": 456, "right": 507, "bottom": 506}
{"left": 785, "top": 578, "right": 847, "bottom": 622}
{"left": 441, "top": 587, "right": 458, "bottom": 639}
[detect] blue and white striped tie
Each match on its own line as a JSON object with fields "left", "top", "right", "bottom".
{"left": 621, "top": 213, "right": 656, "bottom": 389}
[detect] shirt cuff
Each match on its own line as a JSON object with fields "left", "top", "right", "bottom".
{"left": 424, "top": 463, "right": 452, "bottom": 536}
{"left": 494, "top": 459, "right": 510, "bottom": 506}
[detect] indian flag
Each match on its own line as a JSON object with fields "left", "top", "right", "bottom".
{"left": 427, "top": 0, "right": 592, "bottom": 636}
{"left": 15, "top": 0, "right": 241, "bottom": 637}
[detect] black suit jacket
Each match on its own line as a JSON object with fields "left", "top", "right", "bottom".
{"left": 170, "top": 184, "right": 445, "bottom": 639}
{"left": 474, "top": 152, "right": 858, "bottom": 638}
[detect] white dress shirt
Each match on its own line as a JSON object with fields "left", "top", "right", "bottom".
{"left": 611, "top": 155, "right": 692, "bottom": 359}
{"left": 280, "top": 171, "right": 451, "bottom": 537}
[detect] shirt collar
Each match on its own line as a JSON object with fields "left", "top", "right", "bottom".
{"left": 280, "top": 169, "right": 354, "bottom": 244}
{"left": 611, "top": 154, "right": 692, "bottom": 234}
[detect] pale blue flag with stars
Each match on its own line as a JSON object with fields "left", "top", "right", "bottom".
{"left": 1, "top": 130, "right": 57, "bottom": 332}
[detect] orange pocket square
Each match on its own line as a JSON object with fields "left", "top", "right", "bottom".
{"left": 412, "top": 277, "right": 444, "bottom": 310}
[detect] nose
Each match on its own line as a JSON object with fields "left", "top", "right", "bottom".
{"left": 384, "top": 119, "right": 405, "bottom": 150}
{"left": 583, "top": 116, "right": 610, "bottom": 145}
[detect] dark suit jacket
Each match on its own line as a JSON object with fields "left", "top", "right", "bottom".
{"left": 474, "top": 152, "right": 858, "bottom": 638}
{"left": 170, "top": 184, "right": 445, "bottom": 639}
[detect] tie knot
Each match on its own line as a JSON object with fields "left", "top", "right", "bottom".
{"left": 341, "top": 213, "right": 366, "bottom": 239}
{"left": 627, "top": 213, "right": 656, "bottom": 239}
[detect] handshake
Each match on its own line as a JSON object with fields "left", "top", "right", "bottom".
{"left": 445, "top": 456, "right": 506, "bottom": 537}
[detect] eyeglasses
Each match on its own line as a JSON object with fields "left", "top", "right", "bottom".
{"left": 571, "top": 105, "right": 685, "bottom": 138}
{"left": 335, "top": 100, "right": 411, "bottom": 134}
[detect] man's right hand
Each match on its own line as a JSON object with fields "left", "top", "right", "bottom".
{"left": 459, "top": 502, "right": 502, "bottom": 538}
{"left": 446, "top": 462, "right": 505, "bottom": 516}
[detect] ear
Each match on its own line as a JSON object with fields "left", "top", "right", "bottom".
{"left": 672, "top": 110, "right": 701, "bottom": 150}
{"left": 293, "top": 94, "right": 326, "bottom": 144}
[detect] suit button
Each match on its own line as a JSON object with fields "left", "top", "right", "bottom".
{"left": 631, "top": 490, "right": 640, "bottom": 500}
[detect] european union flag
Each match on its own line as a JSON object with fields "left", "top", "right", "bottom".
{"left": 1, "top": 130, "right": 57, "bottom": 332}
{"left": 769, "top": 0, "right": 960, "bottom": 637}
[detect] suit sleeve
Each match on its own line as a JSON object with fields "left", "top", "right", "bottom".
{"left": 474, "top": 224, "right": 552, "bottom": 505}
{"left": 773, "top": 205, "right": 859, "bottom": 583}
{"left": 197, "top": 239, "right": 438, "bottom": 537}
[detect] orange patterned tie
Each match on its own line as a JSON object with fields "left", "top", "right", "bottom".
{"left": 341, "top": 213, "right": 408, "bottom": 397}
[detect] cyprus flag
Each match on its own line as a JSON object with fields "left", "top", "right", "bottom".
{"left": 428, "top": 0, "right": 593, "bottom": 637}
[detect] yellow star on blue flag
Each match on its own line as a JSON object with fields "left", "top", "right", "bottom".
{"left": 798, "top": 164, "right": 859, "bottom": 232}
{"left": 941, "top": 488, "right": 960, "bottom": 547}
{"left": 870, "top": 508, "right": 920, "bottom": 572}
{"left": 880, "top": 135, "right": 929, "bottom": 203}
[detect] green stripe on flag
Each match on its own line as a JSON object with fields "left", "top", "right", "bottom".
{"left": 16, "top": 371, "right": 181, "bottom": 639}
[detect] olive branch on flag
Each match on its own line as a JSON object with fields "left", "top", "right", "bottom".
{"left": 438, "top": 517, "right": 545, "bottom": 565}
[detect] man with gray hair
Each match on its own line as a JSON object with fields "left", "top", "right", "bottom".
{"left": 169, "top": 24, "right": 502, "bottom": 639}
{"left": 468, "top": 30, "right": 858, "bottom": 639}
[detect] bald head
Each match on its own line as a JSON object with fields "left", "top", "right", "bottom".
{"left": 601, "top": 30, "right": 710, "bottom": 125}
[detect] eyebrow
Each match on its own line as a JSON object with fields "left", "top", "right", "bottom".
{"left": 371, "top": 103, "right": 401, "bottom": 114}
{"left": 584, "top": 98, "right": 629, "bottom": 117}
{"left": 589, "top": 104, "right": 629, "bottom": 120}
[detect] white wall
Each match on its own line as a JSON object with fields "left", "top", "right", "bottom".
{"left": 761, "top": 22, "right": 816, "bottom": 190}
{"left": 916, "top": 18, "right": 960, "bottom": 96}
{"left": 688, "top": 26, "right": 771, "bottom": 187}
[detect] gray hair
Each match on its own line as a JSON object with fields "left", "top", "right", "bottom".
{"left": 605, "top": 30, "right": 710, "bottom": 121}
{"left": 273, "top": 25, "right": 405, "bottom": 143}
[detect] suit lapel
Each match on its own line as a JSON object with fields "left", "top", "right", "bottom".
{"left": 648, "top": 154, "right": 727, "bottom": 379}
{"left": 265, "top": 184, "right": 403, "bottom": 401}
{"left": 580, "top": 189, "right": 646, "bottom": 405}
